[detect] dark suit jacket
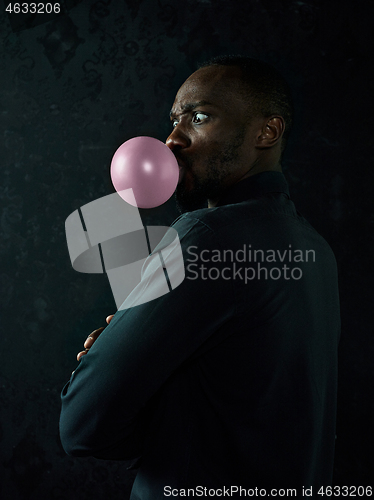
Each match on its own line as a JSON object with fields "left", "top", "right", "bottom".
{"left": 60, "top": 171, "right": 340, "bottom": 499}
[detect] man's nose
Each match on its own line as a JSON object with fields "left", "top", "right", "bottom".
{"left": 165, "top": 126, "right": 190, "bottom": 151}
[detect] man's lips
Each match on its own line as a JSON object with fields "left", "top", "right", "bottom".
{"left": 176, "top": 159, "right": 186, "bottom": 168}
{"left": 178, "top": 164, "right": 185, "bottom": 185}
{"left": 176, "top": 159, "right": 187, "bottom": 185}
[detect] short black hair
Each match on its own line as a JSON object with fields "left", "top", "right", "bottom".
{"left": 198, "top": 55, "right": 294, "bottom": 151}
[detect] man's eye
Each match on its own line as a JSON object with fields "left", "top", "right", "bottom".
{"left": 192, "top": 112, "right": 208, "bottom": 124}
{"left": 171, "top": 112, "right": 208, "bottom": 129}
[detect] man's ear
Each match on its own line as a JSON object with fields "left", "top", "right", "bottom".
{"left": 256, "top": 116, "right": 285, "bottom": 149}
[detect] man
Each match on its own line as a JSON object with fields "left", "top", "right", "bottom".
{"left": 60, "top": 56, "right": 340, "bottom": 499}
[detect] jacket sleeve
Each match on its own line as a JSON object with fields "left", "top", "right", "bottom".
{"left": 59, "top": 213, "right": 236, "bottom": 459}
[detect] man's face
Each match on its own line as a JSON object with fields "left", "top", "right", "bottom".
{"left": 166, "top": 65, "right": 261, "bottom": 213}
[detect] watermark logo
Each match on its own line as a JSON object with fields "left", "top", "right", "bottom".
{"left": 186, "top": 245, "right": 315, "bottom": 283}
{"left": 65, "top": 190, "right": 185, "bottom": 310}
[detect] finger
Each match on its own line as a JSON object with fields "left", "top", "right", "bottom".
{"left": 106, "top": 314, "right": 115, "bottom": 324}
{"left": 83, "top": 326, "right": 105, "bottom": 348}
{"left": 77, "top": 349, "right": 89, "bottom": 362}
{"left": 84, "top": 336, "right": 95, "bottom": 349}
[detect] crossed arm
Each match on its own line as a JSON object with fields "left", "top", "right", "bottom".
{"left": 59, "top": 215, "right": 237, "bottom": 460}
{"left": 76, "top": 314, "right": 114, "bottom": 363}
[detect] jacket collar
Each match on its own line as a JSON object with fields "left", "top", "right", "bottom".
{"left": 215, "top": 171, "right": 290, "bottom": 207}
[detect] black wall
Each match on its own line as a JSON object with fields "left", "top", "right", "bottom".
{"left": 0, "top": 1, "right": 373, "bottom": 498}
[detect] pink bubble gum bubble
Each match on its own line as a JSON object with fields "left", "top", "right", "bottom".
{"left": 110, "top": 136, "right": 179, "bottom": 209}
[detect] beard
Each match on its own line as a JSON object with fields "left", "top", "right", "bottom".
{"left": 175, "top": 126, "right": 246, "bottom": 213}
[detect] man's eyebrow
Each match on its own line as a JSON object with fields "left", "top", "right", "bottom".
{"left": 169, "top": 100, "right": 215, "bottom": 119}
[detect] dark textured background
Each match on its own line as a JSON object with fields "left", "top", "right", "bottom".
{"left": 0, "top": 0, "right": 373, "bottom": 498}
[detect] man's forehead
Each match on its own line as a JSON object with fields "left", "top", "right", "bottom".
{"left": 187, "top": 64, "right": 242, "bottom": 85}
{"left": 171, "top": 66, "right": 244, "bottom": 115}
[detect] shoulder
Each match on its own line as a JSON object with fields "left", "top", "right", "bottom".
{"left": 169, "top": 197, "right": 336, "bottom": 263}
{"left": 170, "top": 194, "right": 298, "bottom": 236}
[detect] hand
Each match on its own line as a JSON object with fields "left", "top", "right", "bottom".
{"left": 76, "top": 315, "right": 115, "bottom": 362}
